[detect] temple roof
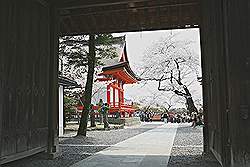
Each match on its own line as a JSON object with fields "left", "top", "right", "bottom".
{"left": 99, "top": 45, "right": 138, "bottom": 84}
{"left": 102, "top": 62, "right": 137, "bottom": 80}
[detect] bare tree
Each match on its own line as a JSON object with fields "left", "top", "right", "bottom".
{"left": 139, "top": 92, "right": 162, "bottom": 112}
{"left": 140, "top": 33, "right": 201, "bottom": 114}
{"left": 162, "top": 94, "right": 183, "bottom": 111}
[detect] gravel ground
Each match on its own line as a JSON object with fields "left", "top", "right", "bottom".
{"left": 3, "top": 123, "right": 222, "bottom": 167}
{"left": 61, "top": 123, "right": 160, "bottom": 145}
{"left": 168, "top": 123, "right": 221, "bottom": 167}
{"left": 3, "top": 123, "right": 161, "bottom": 167}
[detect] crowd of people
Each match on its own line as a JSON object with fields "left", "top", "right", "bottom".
{"left": 138, "top": 111, "right": 204, "bottom": 127}
{"left": 138, "top": 111, "right": 154, "bottom": 122}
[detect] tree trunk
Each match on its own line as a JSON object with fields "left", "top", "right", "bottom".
{"left": 182, "top": 86, "right": 198, "bottom": 114}
{"left": 173, "top": 85, "right": 198, "bottom": 114}
{"left": 77, "top": 34, "right": 96, "bottom": 136}
{"left": 186, "top": 97, "right": 198, "bottom": 114}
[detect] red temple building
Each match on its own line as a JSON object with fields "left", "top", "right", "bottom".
{"left": 97, "top": 45, "right": 138, "bottom": 117}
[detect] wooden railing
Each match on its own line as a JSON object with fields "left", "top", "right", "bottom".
{"left": 109, "top": 102, "right": 135, "bottom": 113}
{"left": 77, "top": 102, "right": 135, "bottom": 113}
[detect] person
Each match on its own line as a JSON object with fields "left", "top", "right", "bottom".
{"left": 148, "top": 112, "right": 152, "bottom": 122}
{"left": 191, "top": 113, "right": 197, "bottom": 128}
{"left": 140, "top": 111, "right": 145, "bottom": 122}
{"left": 196, "top": 114, "right": 204, "bottom": 126}
{"left": 162, "top": 113, "right": 168, "bottom": 123}
{"left": 115, "top": 111, "right": 120, "bottom": 119}
{"left": 102, "top": 103, "right": 110, "bottom": 129}
{"left": 176, "top": 114, "right": 181, "bottom": 123}
{"left": 98, "top": 99, "right": 104, "bottom": 124}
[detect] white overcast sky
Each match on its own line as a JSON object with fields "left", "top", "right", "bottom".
{"left": 113, "top": 28, "right": 202, "bottom": 108}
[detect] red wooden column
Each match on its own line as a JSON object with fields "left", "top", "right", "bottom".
{"left": 120, "top": 82, "right": 125, "bottom": 117}
{"left": 112, "top": 83, "right": 116, "bottom": 107}
{"left": 118, "top": 81, "right": 121, "bottom": 110}
{"left": 121, "top": 82, "right": 124, "bottom": 104}
{"left": 107, "top": 84, "right": 111, "bottom": 105}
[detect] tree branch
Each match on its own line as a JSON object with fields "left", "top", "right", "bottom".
{"left": 173, "top": 89, "right": 188, "bottom": 97}
{"left": 140, "top": 76, "right": 170, "bottom": 82}
{"left": 157, "top": 79, "right": 173, "bottom": 91}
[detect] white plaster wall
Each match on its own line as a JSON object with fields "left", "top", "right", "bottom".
{"left": 59, "top": 86, "right": 64, "bottom": 137}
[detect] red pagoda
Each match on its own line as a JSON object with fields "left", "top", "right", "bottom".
{"left": 97, "top": 44, "right": 138, "bottom": 117}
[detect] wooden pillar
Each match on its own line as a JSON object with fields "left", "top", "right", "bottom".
{"left": 120, "top": 83, "right": 125, "bottom": 117}
{"left": 107, "top": 84, "right": 111, "bottom": 105}
{"left": 0, "top": 1, "right": 5, "bottom": 164}
{"left": 222, "top": 1, "right": 250, "bottom": 166}
{"left": 120, "top": 90, "right": 123, "bottom": 107}
{"left": 47, "top": 4, "right": 60, "bottom": 158}
{"left": 118, "top": 81, "right": 122, "bottom": 110}
{"left": 200, "top": 0, "right": 250, "bottom": 166}
{"left": 113, "top": 83, "right": 116, "bottom": 107}
{"left": 121, "top": 83, "right": 124, "bottom": 104}
{"left": 58, "top": 86, "right": 64, "bottom": 137}
{"left": 200, "top": 1, "right": 210, "bottom": 156}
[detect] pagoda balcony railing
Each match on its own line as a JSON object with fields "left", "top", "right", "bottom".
{"left": 109, "top": 102, "right": 135, "bottom": 112}
{"left": 110, "top": 102, "right": 132, "bottom": 108}
{"left": 77, "top": 102, "right": 135, "bottom": 115}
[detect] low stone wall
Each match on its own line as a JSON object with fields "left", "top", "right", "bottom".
{"left": 108, "top": 117, "right": 141, "bottom": 126}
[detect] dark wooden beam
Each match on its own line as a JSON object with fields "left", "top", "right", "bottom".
{"left": 141, "top": 1, "right": 149, "bottom": 29}
{"left": 59, "top": 0, "right": 200, "bottom": 35}
{"left": 60, "top": 21, "right": 199, "bottom": 36}
{"left": 157, "top": 3, "right": 162, "bottom": 28}
{"left": 68, "top": 16, "right": 80, "bottom": 34}
{"left": 60, "top": 1, "right": 199, "bottom": 17}
{"left": 60, "top": 17, "right": 71, "bottom": 34}
{"left": 34, "top": 0, "right": 49, "bottom": 7}
{"left": 57, "top": 0, "right": 152, "bottom": 10}
{"left": 109, "top": 12, "right": 116, "bottom": 30}
{"left": 90, "top": 15, "right": 98, "bottom": 33}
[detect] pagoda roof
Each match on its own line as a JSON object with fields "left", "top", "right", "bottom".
{"left": 99, "top": 44, "right": 138, "bottom": 84}
{"left": 103, "top": 61, "right": 137, "bottom": 77}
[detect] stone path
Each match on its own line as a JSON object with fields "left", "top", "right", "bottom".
{"left": 71, "top": 123, "right": 178, "bottom": 167}
{"left": 2, "top": 123, "right": 160, "bottom": 167}
{"left": 3, "top": 122, "right": 221, "bottom": 167}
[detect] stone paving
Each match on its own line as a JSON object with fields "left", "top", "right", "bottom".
{"left": 2, "top": 122, "right": 221, "bottom": 167}
{"left": 70, "top": 123, "right": 178, "bottom": 167}
{"left": 2, "top": 123, "right": 160, "bottom": 167}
